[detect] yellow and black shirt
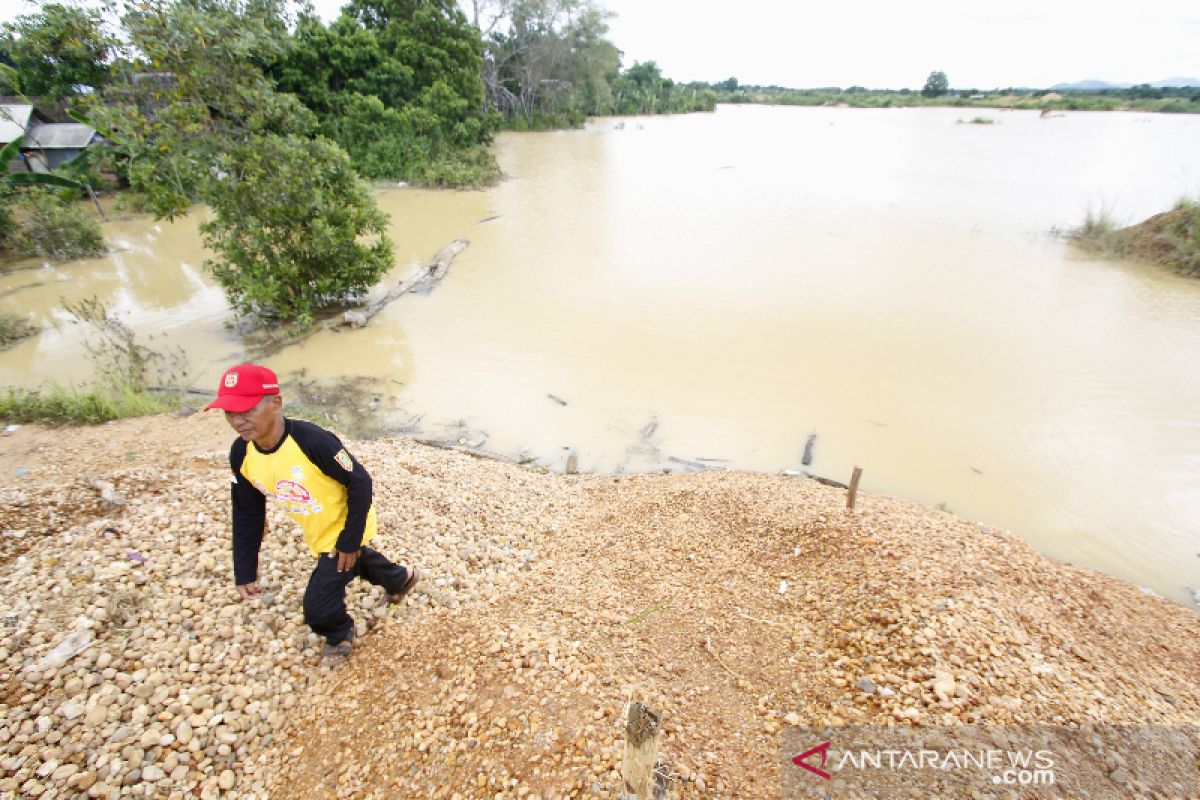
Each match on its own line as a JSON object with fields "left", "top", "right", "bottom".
{"left": 230, "top": 418, "right": 377, "bottom": 585}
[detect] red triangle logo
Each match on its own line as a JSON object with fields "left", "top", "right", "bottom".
{"left": 792, "top": 741, "right": 832, "bottom": 780}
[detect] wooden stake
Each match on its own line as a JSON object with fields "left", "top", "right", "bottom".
{"left": 621, "top": 702, "right": 663, "bottom": 799}
{"left": 847, "top": 466, "right": 863, "bottom": 510}
{"left": 85, "top": 184, "right": 107, "bottom": 221}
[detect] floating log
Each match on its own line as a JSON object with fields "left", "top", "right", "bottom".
{"left": 330, "top": 238, "right": 470, "bottom": 329}
{"left": 804, "top": 472, "right": 848, "bottom": 489}
{"left": 668, "top": 456, "right": 716, "bottom": 472}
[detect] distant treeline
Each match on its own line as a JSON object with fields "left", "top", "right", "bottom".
{"left": 698, "top": 80, "right": 1200, "bottom": 114}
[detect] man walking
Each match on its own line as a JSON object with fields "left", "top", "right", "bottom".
{"left": 206, "top": 363, "right": 420, "bottom": 667}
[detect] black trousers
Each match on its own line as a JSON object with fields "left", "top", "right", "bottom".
{"left": 303, "top": 546, "right": 409, "bottom": 645}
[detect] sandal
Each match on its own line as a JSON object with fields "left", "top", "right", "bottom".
{"left": 388, "top": 566, "right": 422, "bottom": 604}
{"left": 319, "top": 634, "right": 354, "bottom": 667}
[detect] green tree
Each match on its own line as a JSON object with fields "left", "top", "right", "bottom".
{"left": 202, "top": 135, "right": 393, "bottom": 323}
{"left": 2, "top": 3, "right": 117, "bottom": 99}
{"left": 922, "top": 70, "right": 948, "bottom": 98}
{"left": 1127, "top": 83, "right": 1163, "bottom": 100}
{"left": 274, "top": 0, "right": 499, "bottom": 182}
{"left": 87, "top": 0, "right": 394, "bottom": 324}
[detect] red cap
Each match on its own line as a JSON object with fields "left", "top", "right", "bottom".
{"left": 205, "top": 364, "right": 280, "bottom": 413}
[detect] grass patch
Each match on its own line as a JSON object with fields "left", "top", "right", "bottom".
{"left": 0, "top": 383, "right": 177, "bottom": 424}
{"left": 1067, "top": 199, "right": 1200, "bottom": 277}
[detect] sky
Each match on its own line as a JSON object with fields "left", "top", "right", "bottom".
{"left": 1, "top": 0, "right": 1196, "bottom": 89}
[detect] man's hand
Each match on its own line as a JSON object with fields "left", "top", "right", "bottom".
{"left": 334, "top": 548, "right": 361, "bottom": 573}
{"left": 236, "top": 582, "right": 261, "bottom": 601}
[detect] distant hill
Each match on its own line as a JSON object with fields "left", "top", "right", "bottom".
{"left": 1052, "top": 80, "right": 1130, "bottom": 90}
{"left": 1151, "top": 77, "right": 1200, "bottom": 88}
{"left": 1052, "top": 78, "right": 1199, "bottom": 90}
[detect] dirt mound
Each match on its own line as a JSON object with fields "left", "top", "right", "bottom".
{"left": 1, "top": 415, "right": 1197, "bottom": 799}
{"left": 1120, "top": 204, "right": 1200, "bottom": 277}
{"left": 263, "top": 472, "right": 1200, "bottom": 799}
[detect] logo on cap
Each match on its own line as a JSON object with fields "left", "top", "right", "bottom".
{"left": 225, "top": 373, "right": 239, "bottom": 388}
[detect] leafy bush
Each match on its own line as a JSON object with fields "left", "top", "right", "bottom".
{"left": 9, "top": 190, "right": 105, "bottom": 261}
{"left": 201, "top": 135, "right": 394, "bottom": 324}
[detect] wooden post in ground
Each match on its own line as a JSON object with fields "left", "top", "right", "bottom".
{"left": 847, "top": 466, "right": 863, "bottom": 510}
{"left": 621, "top": 702, "right": 663, "bottom": 798}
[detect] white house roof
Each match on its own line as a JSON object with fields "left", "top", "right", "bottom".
{"left": 0, "top": 104, "right": 34, "bottom": 144}
{"left": 24, "top": 123, "right": 98, "bottom": 150}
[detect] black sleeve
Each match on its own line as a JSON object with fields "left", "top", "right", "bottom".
{"left": 288, "top": 419, "right": 373, "bottom": 553}
{"left": 230, "top": 438, "right": 267, "bottom": 585}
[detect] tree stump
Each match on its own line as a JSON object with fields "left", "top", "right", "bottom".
{"left": 622, "top": 702, "right": 664, "bottom": 798}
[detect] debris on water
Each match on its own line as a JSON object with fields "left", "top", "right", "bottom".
{"left": 802, "top": 433, "right": 816, "bottom": 466}
{"left": 547, "top": 394, "right": 568, "bottom": 406}
{"left": 639, "top": 416, "right": 659, "bottom": 440}
{"left": 970, "top": 465, "right": 984, "bottom": 475}
{"left": 667, "top": 456, "right": 710, "bottom": 472}
{"left": 477, "top": 214, "right": 501, "bottom": 224}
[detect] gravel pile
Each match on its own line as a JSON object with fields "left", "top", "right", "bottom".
{"left": 1, "top": 413, "right": 1197, "bottom": 799}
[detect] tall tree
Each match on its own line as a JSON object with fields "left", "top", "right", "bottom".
{"left": 274, "top": 0, "right": 498, "bottom": 181}
{"left": 922, "top": 70, "right": 949, "bottom": 98}
{"left": 479, "top": 0, "right": 619, "bottom": 124}
{"left": 2, "top": 3, "right": 118, "bottom": 99}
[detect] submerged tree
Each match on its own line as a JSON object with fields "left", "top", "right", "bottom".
{"left": 86, "top": 0, "right": 393, "bottom": 324}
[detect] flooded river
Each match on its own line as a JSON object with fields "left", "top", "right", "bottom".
{"left": 3, "top": 105, "right": 1200, "bottom": 604}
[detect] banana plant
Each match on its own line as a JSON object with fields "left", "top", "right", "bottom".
{"left": 1, "top": 135, "right": 87, "bottom": 191}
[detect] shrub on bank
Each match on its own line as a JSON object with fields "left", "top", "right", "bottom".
{"left": 7, "top": 190, "right": 106, "bottom": 261}
{"left": 1068, "top": 199, "right": 1200, "bottom": 277}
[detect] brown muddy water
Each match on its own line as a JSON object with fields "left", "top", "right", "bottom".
{"left": 2, "top": 105, "right": 1200, "bottom": 605}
